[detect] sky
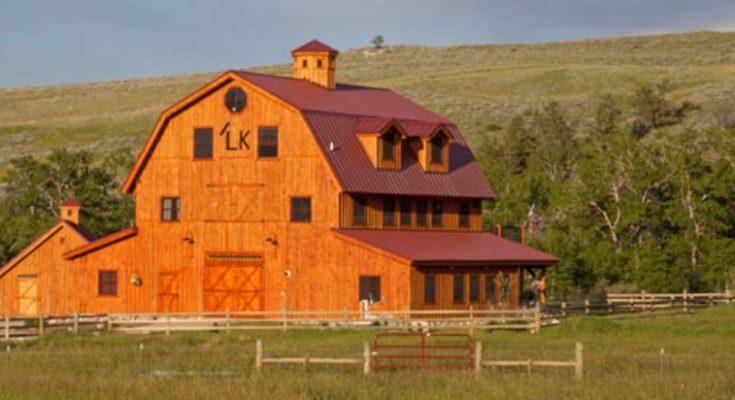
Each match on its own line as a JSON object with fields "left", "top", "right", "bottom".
{"left": 1, "top": 0, "right": 735, "bottom": 88}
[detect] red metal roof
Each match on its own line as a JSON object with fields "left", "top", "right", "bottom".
{"left": 60, "top": 198, "right": 80, "bottom": 207}
{"left": 236, "top": 71, "right": 447, "bottom": 122}
{"left": 335, "top": 229, "right": 558, "bottom": 266}
{"left": 291, "top": 40, "right": 339, "bottom": 55}
{"left": 305, "top": 112, "right": 495, "bottom": 198}
{"left": 353, "top": 117, "right": 394, "bottom": 134}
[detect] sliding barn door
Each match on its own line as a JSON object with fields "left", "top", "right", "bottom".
{"left": 203, "top": 253, "right": 263, "bottom": 313}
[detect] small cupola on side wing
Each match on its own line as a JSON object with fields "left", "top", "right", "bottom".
{"left": 404, "top": 122, "right": 454, "bottom": 173}
{"left": 59, "top": 198, "right": 81, "bottom": 224}
{"left": 353, "top": 117, "right": 406, "bottom": 170}
{"left": 292, "top": 40, "right": 339, "bottom": 90}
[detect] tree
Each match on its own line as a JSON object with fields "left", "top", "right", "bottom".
{"left": 503, "top": 115, "right": 535, "bottom": 175}
{"left": 630, "top": 80, "right": 695, "bottom": 137}
{"left": 371, "top": 35, "right": 384, "bottom": 49}
{"left": 0, "top": 148, "right": 135, "bottom": 263}
{"left": 594, "top": 94, "right": 622, "bottom": 137}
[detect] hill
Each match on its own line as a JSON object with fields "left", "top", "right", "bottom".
{"left": 2, "top": 31, "right": 735, "bottom": 177}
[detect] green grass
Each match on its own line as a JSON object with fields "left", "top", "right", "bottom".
{"left": 0, "top": 306, "right": 733, "bottom": 399}
{"left": 2, "top": 31, "right": 735, "bottom": 168}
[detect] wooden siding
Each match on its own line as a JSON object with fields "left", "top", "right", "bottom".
{"left": 0, "top": 224, "right": 89, "bottom": 316}
{"left": 410, "top": 266, "right": 521, "bottom": 310}
{"left": 292, "top": 52, "right": 336, "bottom": 90}
{"left": 340, "top": 194, "right": 482, "bottom": 231}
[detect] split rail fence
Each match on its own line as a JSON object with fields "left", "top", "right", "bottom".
{"left": 0, "top": 291, "right": 731, "bottom": 340}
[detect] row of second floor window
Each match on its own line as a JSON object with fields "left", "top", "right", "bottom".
{"left": 193, "top": 127, "right": 278, "bottom": 159}
{"left": 342, "top": 195, "right": 482, "bottom": 230}
{"left": 159, "top": 196, "right": 313, "bottom": 223}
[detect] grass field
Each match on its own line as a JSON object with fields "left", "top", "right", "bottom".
{"left": 0, "top": 306, "right": 733, "bottom": 399}
{"left": 2, "top": 31, "right": 735, "bottom": 169}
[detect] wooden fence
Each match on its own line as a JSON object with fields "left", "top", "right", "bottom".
{"left": 0, "top": 291, "right": 731, "bottom": 340}
{"left": 544, "top": 290, "right": 733, "bottom": 318}
{"left": 255, "top": 339, "right": 372, "bottom": 374}
{"left": 474, "top": 341, "right": 583, "bottom": 379}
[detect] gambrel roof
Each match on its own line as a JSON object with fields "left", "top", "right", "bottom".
{"left": 123, "top": 70, "right": 495, "bottom": 199}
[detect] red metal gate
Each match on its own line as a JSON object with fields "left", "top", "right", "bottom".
{"left": 372, "top": 332, "right": 473, "bottom": 371}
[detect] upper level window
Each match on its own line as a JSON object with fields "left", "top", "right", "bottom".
{"left": 98, "top": 270, "right": 118, "bottom": 296}
{"left": 459, "top": 201, "right": 471, "bottom": 227}
{"left": 400, "top": 199, "right": 412, "bottom": 226}
{"left": 194, "top": 128, "right": 213, "bottom": 159}
{"left": 317, "top": 59, "right": 323, "bottom": 68}
{"left": 431, "top": 200, "right": 443, "bottom": 227}
{"left": 430, "top": 135, "right": 444, "bottom": 164}
{"left": 290, "top": 197, "right": 311, "bottom": 223}
{"left": 258, "top": 127, "right": 278, "bottom": 158}
{"left": 353, "top": 197, "right": 367, "bottom": 226}
{"left": 416, "top": 200, "right": 428, "bottom": 227}
{"left": 381, "top": 133, "right": 396, "bottom": 161}
{"left": 302, "top": 59, "right": 308, "bottom": 68}
{"left": 224, "top": 87, "right": 247, "bottom": 112}
{"left": 359, "top": 276, "right": 381, "bottom": 303}
{"left": 383, "top": 198, "right": 396, "bottom": 227}
{"left": 161, "top": 197, "right": 181, "bottom": 222}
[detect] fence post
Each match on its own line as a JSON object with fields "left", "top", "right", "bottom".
{"left": 607, "top": 299, "right": 612, "bottom": 315}
{"left": 255, "top": 339, "right": 263, "bottom": 373}
{"left": 363, "top": 342, "right": 371, "bottom": 375}
{"left": 474, "top": 341, "right": 482, "bottom": 376}
{"left": 106, "top": 313, "right": 112, "bottom": 332}
{"left": 575, "top": 342, "right": 583, "bottom": 380}
{"left": 281, "top": 308, "right": 288, "bottom": 332}
{"left": 4, "top": 316, "right": 8, "bottom": 340}
{"left": 225, "top": 308, "right": 231, "bottom": 334}
{"left": 561, "top": 302, "right": 567, "bottom": 318}
{"left": 139, "top": 343, "right": 145, "bottom": 374}
{"left": 469, "top": 305, "right": 474, "bottom": 336}
{"left": 343, "top": 307, "right": 349, "bottom": 327}
{"left": 165, "top": 311, "right": 171, "bottom": 336}
{"left": 727, "top": 288, "right": 732, "bottom": 304}
{"left": 73, "top": 312, "right": 79, "bottom": 334}
{"left": 683, "top": 289, "right": 688, "bottom": 313}
{"left": 38, "top": 316, "right": 44, "bottom": 336}
{"left": 533, "top": 306, "right": 541, "bottom": 334}
{"left": 584, "top": 298, "right": 590, "bottom": 315}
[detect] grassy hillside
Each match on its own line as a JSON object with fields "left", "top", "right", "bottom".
{"left": 1, "top": 306, "right": 734, "bottom": 399}
{"left": 2, "top": 31, "right": 735, "bottom": 173}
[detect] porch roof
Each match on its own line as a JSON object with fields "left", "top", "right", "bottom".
{"left": 333, "top": 229, "right": 558, "bottom": 267}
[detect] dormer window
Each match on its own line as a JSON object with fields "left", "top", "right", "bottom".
{"left": 430, "top": 135, "right": 443, "bottom": 164}
{"left": 376, "top": 126, "right": 402, "bottom": 170}
{"left": 382, "top": 133, "right": 396, "bottom": 161}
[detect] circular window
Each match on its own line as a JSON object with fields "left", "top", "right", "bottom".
{"left": 225, "top": 87, "right": 247, "bottom": 112}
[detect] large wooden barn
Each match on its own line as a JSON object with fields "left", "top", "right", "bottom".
{"left": 0, "top": 40, "right": 557, "bottom": 316}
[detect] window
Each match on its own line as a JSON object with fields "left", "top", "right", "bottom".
{"left": 290, "top": 197, "right": 311, "bottom": 222}
{"left": 424, "top": 275, "right": 436, "bottom": 304}
{"left": 430, "top": 135, "right": 444, "bottom": 164}
{"left": 382, "top": 198, "right": 395, "bottom": 226}
{"left": 431, "top": 200, "right": 443, "bottom": 227}
{"left": 317, "top": 59, "right": 323, "bottom": 68}
{"left": 416, "top": 200, "right": 428, "bottom": 227}
{"left": 161, "top": 197, "right": 181, "bottom": 222}
{"left": 302, "top": 59, "right": 308, "bottom": 68}
{"left": 470, "top": 274, "right": 480, "bottom": 302}
{"left": 258, "top": 127, "right": 278, "bottom": 158}
{"left": 400, "top": 199, "right": 412, "bottom": 226}
{"left": 224, "top": 87, "right": 247, "bottom": 112}
{"left": 193, "top": 128, "right": 213, "bottom": 159}
{"left": 459, "top": 202, "right": 471, "bottom": 228}
{"left": 359, "top": 276, "right": 381, "bottom": 303}
{"left": 353, "top": 197, "right": 367, "bottom": 226}
{"left": 98, "top": 271, "right": 118, "bottom": 296}
{"left": 381, "top": 133, "right": 396, "bottom": 161}
{"left": 453, "top": 274, "right": 465, "bottom": 303}
{"left": 486, "top": 273, "right": 496, "bottom": 303}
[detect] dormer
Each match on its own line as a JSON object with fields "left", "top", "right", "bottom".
{"left": 404, "top": 122, "right": 454, "bottom": 173}
{"left": 291, "top": 40, "right": 339, "bottom": 90}
{"left": 354, "top": 118, "right": 406, "bottom": 170}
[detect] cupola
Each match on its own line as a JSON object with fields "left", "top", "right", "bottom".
{"left": 60, "top": 198, "right": 81, "bottom": 224}
{"left": 291, "top": 40, "right": 339, "bottom": 90}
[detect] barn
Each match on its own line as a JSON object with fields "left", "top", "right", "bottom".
{"left": 0, "top": 40, "right": 557, "bottom": 316}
